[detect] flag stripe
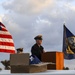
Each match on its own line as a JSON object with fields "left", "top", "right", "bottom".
{"left": 0, "top": 38, "right": 14, "bottom": 43}
{"left": 0, "top": 31, "right": 11, "bottom": 35}
{"left": 0, "top": 34, "right": 12, "bottom": 39}
{"left": 0, "top": 42, "right": 14, "bottom": 46}
{"left": 0, "top": 49, "right": 15, "bottom": 54}
{"left": 1, "top": 28, "right": 7, "bottom": 31}
{"left": 0, "top": 45, "right": 15, "bottom": 50}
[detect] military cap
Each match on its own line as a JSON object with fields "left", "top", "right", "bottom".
{"left": 16, "top": 48, "right": 23, "bottom": 51}
{"left": 34, "top": 35, "right": 43, "bottom": 40}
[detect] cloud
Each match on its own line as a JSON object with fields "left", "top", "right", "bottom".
{"left": 0, "top": 0, "right": 69, "bottom": 51}
{"left": 1, "top": 0, "right": 75, "bottom": 52}
{"left": 2, "top": 0, "right": 54, "bottom": 15}
{"left": 65, "top": 3, "right": 75, "bottom": 11}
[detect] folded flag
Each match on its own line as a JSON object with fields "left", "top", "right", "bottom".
{"left": 63, "top": 25, "right": 75, "bottom": 59}
{"left": 30, "top": 55, "right": 41, "bottom": 64}
{"left": 0, "top": 22, "right": 15, "bottom": 54}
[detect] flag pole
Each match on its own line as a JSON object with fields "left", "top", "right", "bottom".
{"left": 62, "top": 23, "right": 66, "bottom": 52}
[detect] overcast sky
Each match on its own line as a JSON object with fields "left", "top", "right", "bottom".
{"left": 0, "top": 0, "right": 75, "bottom": 69}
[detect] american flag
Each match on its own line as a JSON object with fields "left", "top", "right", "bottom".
{"left": 0, "top": 22, "right": 15, "bottom": 53}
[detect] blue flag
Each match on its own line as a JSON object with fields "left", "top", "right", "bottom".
{"left": 29, "top": 55, "right": 41, "bottom": 64}
{"left": 63, "top": 25, "right": 75, "bottom": 59}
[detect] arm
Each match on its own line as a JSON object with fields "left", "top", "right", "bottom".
{"left": 42, "top": 46, "right": 45, "bottom": 53}
{"left": 31, "top": 47, "right": 37, "bottom": 55}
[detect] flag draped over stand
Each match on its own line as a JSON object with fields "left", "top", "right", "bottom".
{"left": 0, "top": 22, "right": 15, "bottom": 54}
{"left": 63, "top": 25, "right": 75, "bottom": 59}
